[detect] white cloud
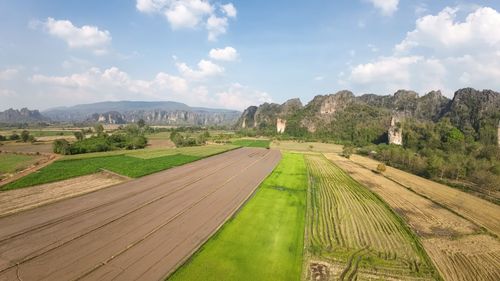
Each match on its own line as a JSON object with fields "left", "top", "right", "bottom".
{"left": 314, "top": 76, "right": 324, "bottom": 81}
{"left": 213, "top": 83, "right": 273, "bottom": 110}
{"left": 31, "top": 67, "right": 188, "bottom": 99}
{"left": 176, "top": 59, "right": 224, "bottom": 80}
{"left": 27, "top": 66, "right": 269, "bottom": 111}
{"left": 136, "top": 0, "right": 168, "bottom": 13}
{"left": 346, "top": 6, "right": 500, "bottom": 96}
{"left": 367, "top": 0, "right": 399, "bottom": 16}
{"left": 0, "top": 68, "right": 19, "bottom": 80}
{"left": 43, "top": 17, "right": 111, "bottom": 54}
{"left": 136, "top": 0, "right": 236, "bottom": 40}
{"left": 221, "top": 3, "right": 237, "bottom": 18}
{"left": 206, "top": 15, "right": 228, "bottom": 41}
{"left": 396, "top": 7, "right": 500, "bottom": 54}
{"left": 209, "top": 46, "right": 238, "bottom": 61}
{"left": 165, "top": 0, "right": 213, "bottom": 29}
{"left": 367, "top": 44, "right": 379, "bottom": 52}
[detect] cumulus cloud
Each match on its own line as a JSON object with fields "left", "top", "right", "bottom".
{"left": 43, "top": 17, "right": 111, "bottom": 54}
{"left": 176, "top": 59, "right": 224, "bottom": 80}
{"left": 0, "top": 68, "right": 19, "bottom": 80}
{"left": 395, "top": 7, "right": 500, "bottom": 54}
{"left": 346, "top": 6, "right": 500, "bottom": 96}
{"left": 27, "top": 66, "right": 269, "bottom": 111}
{"left": 221, "top": 3, "right": 237, "bottom": 18}
{"left": 209, "top": 46, "right": 238, "bottom": 61}
{"left": 136, "top": 0, "right": 236, "bottom": 40}
{"left": 213, "top": 83, "right": 273, "bottom": 110}
{"left": 367, "top": 0, "right": 399, "bottom": 16}
{"left": 31, "top": 67, "right": 188, "bottom": 101}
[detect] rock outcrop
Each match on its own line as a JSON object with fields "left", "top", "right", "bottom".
{"left": 388, "top": 116, "right": 403, "bottom": 145}
{"left": 0, "top": 108, "right": 49, "bottom": 123}
{"left": 43, "top": 101, "right": 240, "bottom": 126}
{"left": 237, "top": 88, "right": 500, "bottom": 144}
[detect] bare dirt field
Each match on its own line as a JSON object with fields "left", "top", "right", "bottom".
{"left": 271, "top": 141, "right": 343, "bottom": 153}
{"left": 0, "top": 142, "right": 53, "bottom": 154}
{"left": 349, "top": 154, "right": 500, "bottom": 237}
{"left": 0, "top": 171, "right": 128, "bottom": 217}
{"left": 326, "top": 153, "right": 500, "bottom": 281}
{"left": 0, "top": 147, "right": 280, "bottom": 281}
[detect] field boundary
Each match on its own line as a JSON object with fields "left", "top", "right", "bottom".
{"left": 322, "top": 155, "right": 442, "bottom": 280}
{"left": 164, "top": 149, "right": 282, "bottom": 280}
{"left": 350, "top": 157, "right": 494, "bottom": 238}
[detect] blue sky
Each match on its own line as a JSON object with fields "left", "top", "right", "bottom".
{"left": 1, "top": 0, "right": 499, "bottom": 111}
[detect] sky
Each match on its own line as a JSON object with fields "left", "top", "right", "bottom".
{"left": 1, "top": 0, "right": 499, "bottom": 111}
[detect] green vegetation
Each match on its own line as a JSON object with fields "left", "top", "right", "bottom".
{"left": 304, "top": 155, "right": 437, "bottom": 279}
{"left": 0, "top": 153, "right": 43, "bottom": 176}
{"left": 169, "top": 153, "right": 307, "bottom": 281}
{"left": 1, "top": 154, "right": 198, "bottom": 190}
{"left": 360, "top": 118, "right": 500, "bottom": 197}
{"left": 170, "top": 130, "right": 209, "bottom": 147}
{"left": 230, "top": 139, "right": 270, "bottom": 148}
{"left": 2, "top": 145, "right": 238, "bottom": 190}
{"left": 52, "top": 124, "right": 148, "bottom": 155}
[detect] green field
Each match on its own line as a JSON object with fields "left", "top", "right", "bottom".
{"left": 231, "top": 139, "right": 270, "bottom": 148}
{"left": 304, "top": 154, "right": 436, "bottom": 280}
{"left": 2, "top": 145, "right": 239, "bottom": 191}
{"left": 61, "top": 145, "right": 238, "bottom": 160}
{"left": 0, "top": 153, "right": 44, "bottom": 175}
{"left": 168, "top": 153, "right": 307, "bottom": 281}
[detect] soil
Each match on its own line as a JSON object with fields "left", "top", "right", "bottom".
{"left": 0, "top": 171, "right": 128, "bottom": 217}
{"left": 0, "top": 147, "right": 281, "bottom": 281}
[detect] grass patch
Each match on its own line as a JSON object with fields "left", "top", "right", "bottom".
{"left": 1, "top": 154, "right": 199, "bottom": 191}
{"left": 0, "top": 153, "right": 43, "bottom": 175}
{"left": 168, "top": 153, "right": 307, "bottom": 281}
{"left": 231, "top": 139, "right": 270, "bottom": 148}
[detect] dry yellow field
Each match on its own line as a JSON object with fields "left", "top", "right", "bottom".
{"left": 304, "top": 154, "right": 436, "bottom": 280}
{"left": 326, "top": 153, "right": 500, "bottom": 281}
{"left": 0, "top": 171, "right": 128, "bottom": 217}
{"left": 349, "top": 154, "right": 500, "bottom": 237}
{"left": 271, "top": 141, "right": 343, "bottom": 153}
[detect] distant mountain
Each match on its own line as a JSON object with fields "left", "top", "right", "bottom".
{"left": 237, "top": 88, "right": 500, "bottom": 143}
{"left": 43, "top": 101, "right": 241, "bottom": 126}
{"left": 0, "top": 108, "right": 49, "bottom": 123}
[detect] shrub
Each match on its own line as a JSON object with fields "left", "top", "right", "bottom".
{"left": 376, "top": 163, "right": 386, "bottom": 173}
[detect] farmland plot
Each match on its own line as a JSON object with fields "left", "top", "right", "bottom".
{"left": 304, "top": 155, "right": 436, "bottom": 280}
{"left": 326, "top": 153, "right": 500, "bottom": 281}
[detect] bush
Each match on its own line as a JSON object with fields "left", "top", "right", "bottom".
{"left": 376, "top": 163, "right": 386, "bottom": 173}
{"left": 9, "top": 133, "right": 20, "bottom": 141}
{"left": 53, "top": 139, "right": 71, "bottom": 155}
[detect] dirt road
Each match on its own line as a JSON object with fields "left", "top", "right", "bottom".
{"left": 0, "top": 147, "right": 281, "bottom": 281}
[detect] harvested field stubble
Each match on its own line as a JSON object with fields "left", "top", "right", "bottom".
{"left": 0, "top": 171, "right": 127, "bottom": 217}
{"left": 326, "top": 153, "right": 500, "bottom": 281}
{"left": 349, "top": 154, "right": 500, "bottom": 237}
{"left": 304, "top": 154, "right": 436, "bottom": 281}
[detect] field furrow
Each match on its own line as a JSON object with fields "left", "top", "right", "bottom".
{"left": 304, "top": 154, "right": 436, "bottom": 280}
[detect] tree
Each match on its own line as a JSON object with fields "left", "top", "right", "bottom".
{"left": 21, "top": 130, "right": 30, "bottom": 142}
{"left": 0, "top": 134, "right": 6, "bottom": 141}
{"left": 93, "top": 124, "right": 104, "bottom": 136}
{"left": 376, "top": 163, "right": 386, "bottom": 173}
{"left": 137, "top": 119, "right": 146, "bottom": 128}
{"left": 342, "top": 145, "right": 354, "bottom": 159}
{"left": 74, "top": 131, "right": 84, "bottom": 141}
{"left": 10, "top": 133, "right": 20, "bottom": 141}
{"left": 53, "top": 139, "right": 71, "bottom": 155}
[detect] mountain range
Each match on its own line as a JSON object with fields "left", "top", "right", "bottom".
{"left": 236, "top": 88, "right": 500, "bottom": 144}
{"left": 0, "top": 101, "right": 241, "bottom": 126}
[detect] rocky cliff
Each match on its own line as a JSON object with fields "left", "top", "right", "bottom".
{"left": 238, "top": 88, "right": 500, "bottom": 144}
{"left": 44, "top": 101, "right": 241, "bottom": 126}
{"left": 0, "top": 108, "right": 49, "bottom": 123}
